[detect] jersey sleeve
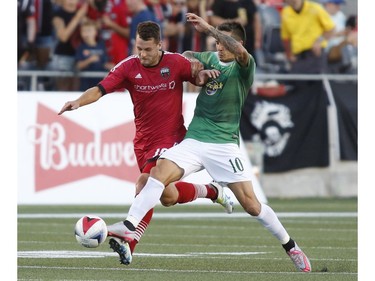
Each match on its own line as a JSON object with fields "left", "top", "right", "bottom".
{"left": 239, "top": 55, "right": 256, "bottom": 88}
{"left": 192, "top": 52, "right": 213, "bottom": 69}
{"left": 98, "top": 60, "right": 129, "bottom": 94}
{"left": 176, "top": 54, "right": 196, "bottom": 84}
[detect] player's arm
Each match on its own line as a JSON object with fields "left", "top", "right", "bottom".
{"left": 183, "top": 51, "right": 220, "bottom": 86}
{"left": 186, "top": 13, "right": 249, "bottom": 67}
{"left": 58, "top": 86, "right": 103, "bottom": 115}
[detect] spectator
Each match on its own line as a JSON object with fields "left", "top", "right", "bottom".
{"left": 86, "top": 0, "right": 131, "bottom": 64}
{"left": 321, "top": 0, "right": 356, "bottom": 73}
{"left": 181, "top": 0, "right": 210, "bottom": 92}
{"left": 51, "top": 0, "right": 88, "bottom": 91}
{"left": 210, "top": 0, "right": 248, "bottom": 27}
{"left": 280, "top": 0, "right": 335, "bottom": 74}
{"left": 18, "top": 0, "right": 37, "bottom": 91}
{"left": 241, "top": 0, "right": 262, "bottom": 62}
{"left": 126, "top": 0, "right": 161, "bottom": 55}
{"left": 257, "top": 0, "right": 283, "bottom": 12}
{"left": 209, "top": 0, "right": 262, "bottom": 59}
{"left": 145, "top": 0, "right": 169, "bottom": 23}
{"left": 163, "top": 0, "right": 187, "bottom": 53}
{"left": 322, "top": 0, "right": 347, "bottom": 52}
{"left": 34, "top": 0, "right": 55, "bottom": 70}
{"left": 182, "top": 0, "right": 209, "bottom": 52}
{"left": 75, "top": 20, "right": 113, "bottom": 91}
{"left": 326, "top": 14, "right": 357, "bottom": 73}
{"left": 18, "top": 0, "right": 37, "bottom": 69}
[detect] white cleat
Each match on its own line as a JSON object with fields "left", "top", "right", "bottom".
{"left": 210, "top": 182, "right": 234, "bottom": 214}
{"left": 107, "top": 221, "right": 135, "bottom": 243}
{"left": 109, "top": 237, "right": 132, "bottom": 265}
{"left": 287, "top": 242, "right": 312, "bottom": 272}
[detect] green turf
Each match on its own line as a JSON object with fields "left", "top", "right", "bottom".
{"left": 18, "top": 198, "right": 357, "bottom": 281}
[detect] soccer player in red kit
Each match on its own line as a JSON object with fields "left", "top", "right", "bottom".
{"left": 58, "top": 21, "right": 232, "bottom": 265}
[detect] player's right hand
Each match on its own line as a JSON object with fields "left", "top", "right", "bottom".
{"left": 58, "top": 101, "right": 80, "bottom": 115}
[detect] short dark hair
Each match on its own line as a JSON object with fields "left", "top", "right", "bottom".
{"left": 137, "top": 21, "right": 161, "bottom": 42}
{"left": 345, "top": 15, "right": 357, "bottom": 29}
{"left": 217, "top": 21, "right": 246, "bottom": 43}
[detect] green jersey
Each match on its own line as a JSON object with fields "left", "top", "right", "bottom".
{"left": 185, "top": 51, "right": 255, "bottom": 145}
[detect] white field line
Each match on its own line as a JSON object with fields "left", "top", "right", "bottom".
{"left": 17, "top": 265, "right": 358, "bottom": 276}
{"left": 17, "top": 212, "right": 357, "bottom": 219}
{"left": 17, "top": 250, "right": 269, "bottom": 259}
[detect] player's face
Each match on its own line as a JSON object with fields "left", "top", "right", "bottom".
{"left": 135, "top": 36, "right": 162, "bottom": 67}
{"left": 215, "top": 31, "right": 236, "bottom": 63}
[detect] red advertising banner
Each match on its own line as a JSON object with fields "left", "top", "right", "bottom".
{"left": 18, "top": 92, "right": 266, "bottom": 205}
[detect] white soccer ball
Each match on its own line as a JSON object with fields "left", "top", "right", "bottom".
{"left": 74, "top": 215, "right": 108, "bottom": 248}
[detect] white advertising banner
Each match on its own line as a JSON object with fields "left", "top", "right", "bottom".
{"left": 18, "top": 91, "right": 267, "bottom": 205}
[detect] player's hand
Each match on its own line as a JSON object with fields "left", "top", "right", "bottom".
{"left": 190, "top": 59, "right": 204, "bottom": 77}
{"left": 58, "top": 101, "right": 80, "bottom": 115}
{"left": 196, "top": 69, "right": 221, "bottom": 86}
{"left": 186, "top": 13, "right": 211, "bottom": 33}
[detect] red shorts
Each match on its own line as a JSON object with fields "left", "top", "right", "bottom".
{"left": 134, "top": 133, "right": 185, "bottom": 173}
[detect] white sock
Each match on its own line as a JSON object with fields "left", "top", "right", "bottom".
{"left": 126, "top": 177, "right": 164, "bottom": 228}
{"left": 256, "top": 203, "right": 290, "bottom": 244}
{"left": 195, "top": 184, "right": 208, "bottom": 198}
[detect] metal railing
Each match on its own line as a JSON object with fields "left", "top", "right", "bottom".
{"left": 17, "top": 70, "right": 357, "bottom": 91}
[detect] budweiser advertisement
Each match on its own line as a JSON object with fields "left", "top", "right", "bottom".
{"left": 18, "top": 92, "right": 266, "bottom": 205}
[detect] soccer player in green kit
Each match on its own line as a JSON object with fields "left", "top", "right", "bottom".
{"left": 108, "top": 13, "right": 312, "bottom": 272}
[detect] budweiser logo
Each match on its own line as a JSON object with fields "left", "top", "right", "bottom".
{"left": 31, "top": 103, "right": 139, "bottom": 191}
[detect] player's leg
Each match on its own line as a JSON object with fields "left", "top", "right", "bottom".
{"left": 159, "top": 139, "right": 234, "bottom": 212}
{"left": 128, "top": 173, "right": 154, "bottom": 253}
{"left": 160, "top": 181, "right": 233, "bottom": 213}
{"left": 109, "top": 159, "right": 183, "bottom": 239}
{"left": 204, "top": 142, "right": 311, "bottom": 272}
{"left": 107, "top": 172, "right": 152, "bottom": 265}
{"left": 228, "top": 181, "right": 311, "bottom": 272}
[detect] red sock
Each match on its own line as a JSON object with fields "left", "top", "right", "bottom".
{"left": 129, "top": 208, "right": 154, "bottom": 253}
{"left": 175, "top": 181, "right": 197, "bottom": 203}
{"left": 206, "top": 184, "right": 218, "bottom": 200}
{"left": 175, "top": 182, "right": 218, "bottom": 203}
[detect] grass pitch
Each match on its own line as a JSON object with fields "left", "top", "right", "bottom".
{"left": 18, "top": 198, "right": 357, "bottom": 281}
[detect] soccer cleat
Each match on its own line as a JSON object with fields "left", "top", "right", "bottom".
{"left": 109, "top": 237, "right": 132, "bottom": 265}
{"left": 286, "top": 243, "right": 311, "bottom": 272}
{"left": 210, "top": 182, "right": 234, "bottom": 214}
{"left": 107, "top": 221, "right": 135, "bottom": 243}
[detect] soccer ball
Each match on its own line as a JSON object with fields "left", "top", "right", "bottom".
{"left": 74, "top": 215, "right": 108, "bottom": 248}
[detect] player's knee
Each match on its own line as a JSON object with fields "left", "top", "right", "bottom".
{"left": 160, "top": 196, "right": 175, "bottom": 207}
{"left": 243, "top": 200, "right": 261, "bottom": 216}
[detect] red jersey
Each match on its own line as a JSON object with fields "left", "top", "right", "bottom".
{"left": 99, "top": 51, "right": 195, "bottom": 170}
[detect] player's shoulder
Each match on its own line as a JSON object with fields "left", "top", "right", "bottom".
{"left": 163, "top": 51, "right": 190, "bottom": 62}
{"left": 111, "top": 55, "right": 138, "bottom": 71}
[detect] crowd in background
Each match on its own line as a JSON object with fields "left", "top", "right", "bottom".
{"left": 17, "top": 0, "right": 358, "bottom": 91}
